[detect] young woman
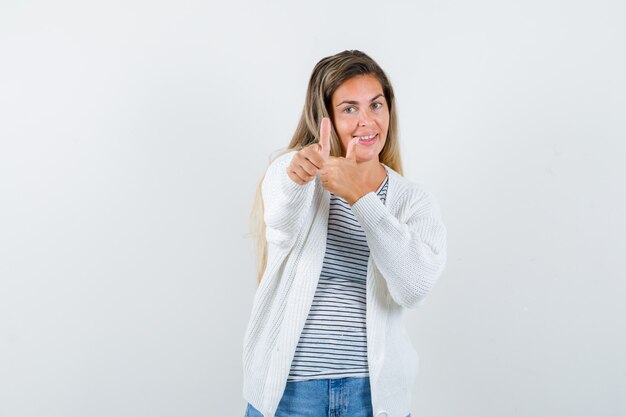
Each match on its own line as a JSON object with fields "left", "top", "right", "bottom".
{"left": 243, "top": 50, "right": 447, "bottom": 417}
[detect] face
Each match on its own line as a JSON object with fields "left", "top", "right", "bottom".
{"left": 331, "top": 74, "right": 389, "bottom": 164}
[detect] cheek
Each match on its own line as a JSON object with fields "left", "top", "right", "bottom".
{"left": 377, "top": 112, "right": 390, "bottom": 127}
{"left": 335, "top": 118, "right": 351, "bottom": 134}
{"left": 335, "top": 120, "right": 353, "bottom": 142}
{"left": 378, "top": 117, "right": 390, "bottom": 138}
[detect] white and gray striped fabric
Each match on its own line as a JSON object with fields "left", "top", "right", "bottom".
{"left": 288, "top": 174, "right": 389, "bottom": 381}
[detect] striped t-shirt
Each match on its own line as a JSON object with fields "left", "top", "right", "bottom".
{"left": 288, "top": 173, "right": 389, "bottom": 381}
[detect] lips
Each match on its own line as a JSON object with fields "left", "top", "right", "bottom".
{"left": 354, "top": 133, "right": 378, "bottom": 145}
{"left": 354, "top": 133, "right": 376, "bottom": 140}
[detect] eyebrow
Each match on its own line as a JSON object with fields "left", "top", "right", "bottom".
{"left": 335, "top": 93, "right": 384, "bottom": 107}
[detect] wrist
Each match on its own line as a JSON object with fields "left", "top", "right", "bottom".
{"left": 347, "top": 189, "right": 368, "bottom": 206}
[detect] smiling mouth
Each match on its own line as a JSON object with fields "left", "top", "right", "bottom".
{"left": 354, "top": 133, "right": 378, "bottom": 143}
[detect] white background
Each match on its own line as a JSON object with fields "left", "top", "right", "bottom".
{"left": 1, "top": 1, "right": 625, "bottom": 416}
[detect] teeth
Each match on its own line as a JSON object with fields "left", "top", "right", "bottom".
{"left": 355, "top": 133, "right": 377, "bottom": 141}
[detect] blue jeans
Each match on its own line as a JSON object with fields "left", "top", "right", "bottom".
{"left": 244, "top": 377, "right": 410, "bottom": 417}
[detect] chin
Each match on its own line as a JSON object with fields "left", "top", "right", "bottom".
{"left": 356, "top": 151, "right": 381, "bottom": 163}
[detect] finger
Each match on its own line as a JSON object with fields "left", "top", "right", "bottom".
{"left": 303, "top": 146, "right": 326, "bottom": 169}
{"left": 289, "top": 167, "right": 313, "bottom": 184}
{"left": 345, "top": 137, "right": 358, "bottom": 161}
{"left": 296, "top": 146, "right": 324, "bottom": 170}
{"left": 319, "top": 117, "right": 331, "bottom": 160}
{"left": 287, "top": 169, "right": 305, "bottom": 185}
{"left": 298, "top": 160, "right": 319, "bottom": 177}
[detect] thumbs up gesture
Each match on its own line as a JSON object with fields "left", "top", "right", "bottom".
{"left": 319, "top": 136, "right": 365, "bottom": 204}
{"left": 286, "top": 117, "right": 332, "bottom": 185}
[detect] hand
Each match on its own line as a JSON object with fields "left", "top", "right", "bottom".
{"left": 320, "top": 138, "right": 368, "bottom": 205}
{"left": 287, "top": 117, "right": 331, "bottom": 185}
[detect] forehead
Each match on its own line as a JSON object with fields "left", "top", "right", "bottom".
{"left": 332, "top": 74, "right": 384, "bottom": 103}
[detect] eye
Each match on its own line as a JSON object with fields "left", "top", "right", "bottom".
{"left": 343, "top": 106, "right": 357, "bottom": 114}
{"left": 371, "top": 102, "right": 383, "bottom": 110}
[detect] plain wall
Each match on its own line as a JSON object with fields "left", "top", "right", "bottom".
{"left": 1, "top": 0, "right": 625, "bottom": 416}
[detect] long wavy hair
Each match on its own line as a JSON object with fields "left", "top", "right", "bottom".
{"left": 250, "top": 50, "right": 403, "bottom": 282}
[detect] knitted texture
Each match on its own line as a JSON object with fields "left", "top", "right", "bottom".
{"left": 242, "top": 151, "right": 447, "bottom": 417}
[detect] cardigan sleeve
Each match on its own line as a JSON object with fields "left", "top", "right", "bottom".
{"left": 261, "top": 150, "right": 316, "bottom": 249}
{"left": 350, "top": 186, "right": 447, "bottom": 308}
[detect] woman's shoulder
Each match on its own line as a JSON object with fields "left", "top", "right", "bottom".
{"left": 383, "top": 165, "right": 441, "bottom": 211}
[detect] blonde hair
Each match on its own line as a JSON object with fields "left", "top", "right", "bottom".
{"left": 250, "top": 50, "right": 403, "bottom": 282}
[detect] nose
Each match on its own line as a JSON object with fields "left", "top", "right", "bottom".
{"left": 358, "top": 109, "right": 374, "bottom": 126}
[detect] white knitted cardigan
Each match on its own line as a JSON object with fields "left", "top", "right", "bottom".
{"left": 242, "top": 151, "right": 447, "bottom": 417}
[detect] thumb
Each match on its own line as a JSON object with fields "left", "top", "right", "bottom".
{"left": 319, "top": 117, "right": 331, "bottom": 160}
{"left": 345, "top": 137, "right": 358, "bottom": 161}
